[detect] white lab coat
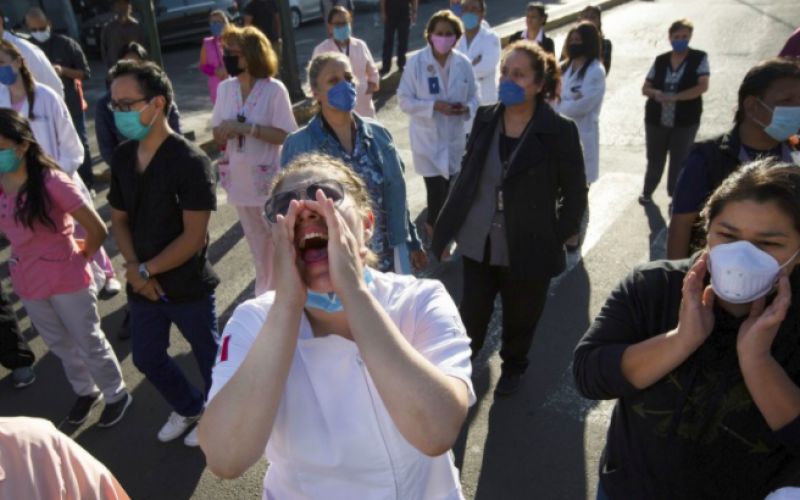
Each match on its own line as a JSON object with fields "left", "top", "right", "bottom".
{"left": 397, "top": 46, "right": 479, "bottom": 179}
{"left": 209, "top": 270, "right": 476, "bottom": 500}
{"left": 2, "top": 32, "right": 64, "bottom": 99}
{"left": 455, "top": 25, "right": 501, "bottom": 133}
{"left": 311, "top": 37, "right": 380, "bottom": 119}
{"left": 554, "top": 59, "right": 606, "bottom": 183}
{"left": 0, "top": 84, "right": 89, "bottom": 199}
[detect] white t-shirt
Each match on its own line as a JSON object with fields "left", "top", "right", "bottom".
{"left": 209, "top": 270, "right": 476, "bottom": 500}
{"left": 211, "top": 77, "right": 298, "bottom": 206}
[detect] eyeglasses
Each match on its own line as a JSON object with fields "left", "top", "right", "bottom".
{"left": 28, "top": 27, "right": 48, "bottom": 33}
{"left": 108, "top": 98, "right": 149, "bottom": 112}
{"left": 263, "top": 179, "right": 346, "bottom": 223}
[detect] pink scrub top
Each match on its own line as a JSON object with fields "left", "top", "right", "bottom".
{"left": 204, "top": 36, "right": 225, "bottom": 104}
{"left": 0, "top": 169, "right": 91, "bottom": 300}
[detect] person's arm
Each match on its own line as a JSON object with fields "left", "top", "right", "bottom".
{"left": 555, "top": 64, "right": 606, "bottom": 118}
{"left": 200, "top": 200, "right": 308, "bottom": 478}
{"left": 666, "top": 213, "right": 698, "bottom": 260}
{"left": 463, "top": 59, "right": 481, "bottom": 118}
{"left": 142, "top": 210, "right": 211, "bottom": 276}
{"left": 380, "top": 0, "right": 387, "bottom": 22}
{"left": 672, "top": 75, "right": 709, "bottom": 102}
{"left": 199, "top": 43, "right": 216, "bottom": 76}
{"left": 666, "top": 151, "right": 708, "bottom": 259}
{"left": 109, "top": 208, "right": 138, "bottom": 264}
{"left": 51, "top": 94, "right": 85, "bottom": 175}
{"left": 554, "top": 120, "right": 588, "bottom": 243}
{"left": 470, "top": 35, "right": 501, "bottom": 81}
{"left": 320, "top": 200, "right": 469, "bottom": 456}
{"left": 71, "top": 205, "right": 107, "bottom": 258}
{"left": 363, "top": 43, "right": 380, "bottom": 91}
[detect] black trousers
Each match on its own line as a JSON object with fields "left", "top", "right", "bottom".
{"left": 0, "top": 286, "right": 34, "bottom": 370}
{"left": 382, "top": 18, "right": 410, "bottom": 70}
{"left": 460, "top": 252, "right": 551, "bottom": 376}
{"left": 423, "top": 176, "right": 450, "bottom": 227}
{"left": 642, "top": 122, "right": 700, "bottom": 197}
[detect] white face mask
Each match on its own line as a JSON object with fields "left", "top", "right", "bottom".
{"left": 708, "top": 240, "right": 799, "bottom": 304}
{"left": 31, "top": 30, "right": 51, "bottom": 43}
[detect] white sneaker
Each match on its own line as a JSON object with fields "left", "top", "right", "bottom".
{"left": 158, "top": 411, "right": 201, "bottom": 442}
{"left": 183, "top": 425, "right": 200, "bottom": 447}
{"left": 103, "top": 277, "right": 122, "bottom": 296}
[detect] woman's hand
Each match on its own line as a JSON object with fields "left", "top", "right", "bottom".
{"left": 214, "top": 67, "right": 228, "bottom": 79}
{"left": 317, "top": 190, "right": 366, "bottom": 298}
{"left": 410, "top": 249, "right": 428, "bottom": 271}
{"left": 272, "top": 199, "right": 307, "bottom": 308}
{"left": 674, "top": 252, "right": 716, "bottom": 352}
{"left": 434, "top": 101, "right": 455, "bottom": 116}
{"left": 737, "top": 270, "right": 792, "bottom": 364}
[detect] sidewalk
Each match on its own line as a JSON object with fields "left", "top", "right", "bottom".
{"left": 83, "top": 0, "right": 630, "bottom": 183}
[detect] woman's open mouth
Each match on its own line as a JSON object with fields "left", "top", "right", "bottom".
{"left": 298, "top": 231, "right": 329, "bottom": 264}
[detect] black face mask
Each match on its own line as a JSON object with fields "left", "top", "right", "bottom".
{"left": 568, "top": 43, "right": 586, "bottom": 58}
{"left": 223, "top": 55, "right": 244, "bottom": 76}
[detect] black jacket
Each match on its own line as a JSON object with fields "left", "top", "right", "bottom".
{"left": 507, "top": 30, "right": 555, "bottom": 55}
{"left": 574, "top": 256, "right": 800, "bottom": 499}
{"left": 432, "top": 102, "right": 587, "bottom": 280}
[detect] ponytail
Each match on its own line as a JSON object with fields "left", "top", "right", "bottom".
{"left": 18, "top": 64, "right": 36, "bottom": 120}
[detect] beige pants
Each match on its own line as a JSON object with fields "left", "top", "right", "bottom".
{"left": 236, "top": 205, "right": 275, "bottom": 296}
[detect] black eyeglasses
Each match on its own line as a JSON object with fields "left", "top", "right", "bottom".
{"left": 108, "top": 98, "right": 149, "bottom": 112}
{"left": 263, "top": 179, "right": 346, "bottom": 223}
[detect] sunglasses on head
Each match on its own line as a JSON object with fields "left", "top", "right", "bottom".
{"left": 263, "top": 179, "right": 346, "bottom": 223}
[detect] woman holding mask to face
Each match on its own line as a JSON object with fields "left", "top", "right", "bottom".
{"left": 433, "top": 41, "right": 587, "bottom": 395}
{"left": 199, "top": 154, "right": 474, "bottom": 499}
{"left": 211, "top": 26, "right": 298, "bottom": 296}
{"left": 398, "top": 10, "right": 479, "bottom": 244}
{"left": 575, "top": 158, "right": 800, "bottom": 500}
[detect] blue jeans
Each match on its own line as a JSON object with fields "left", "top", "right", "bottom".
{"left": 69, "top": 108, "right": 94, "bottom": 189}
{"left": 130, "top": 292, "right": 219, "bottom": 417}
{"left": 597, "top": 482, "right": 610, "bottom": 500}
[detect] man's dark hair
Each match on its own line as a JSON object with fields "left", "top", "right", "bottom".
{"left": 110, "top": 60, "right": 174, "bottom": 111}
{"left": 735, "top": 57, "right": 800, "bottom": 125}
{"left": 116, "top": 42, "right": 149, "bottom": 62}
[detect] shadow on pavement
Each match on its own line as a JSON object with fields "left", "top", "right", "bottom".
{"left": 644, "top": 203, "right": 667, "bottom": 262}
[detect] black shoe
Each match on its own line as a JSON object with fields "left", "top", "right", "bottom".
{"left": 565, "top": 242, "right": 580, "bottom": 253}
{"left": 97, "top": 393, "right": 133, "bottom": 428}
{"left": 494, "top": 372, "right": 523, "bottom": 396}
{"left": 118, "top": 309, "right": 131, "bottom": 340}
{"left": 638, "top": 194, "right": 653, "bottom": 205}
{"left": 68, "top": 393, "right": 103, "bottom": 425}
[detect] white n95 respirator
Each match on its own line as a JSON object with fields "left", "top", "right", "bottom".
{"left": 708, "top": 240, "right": 799, "bottom": 304}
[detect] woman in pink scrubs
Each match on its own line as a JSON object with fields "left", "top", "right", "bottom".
{"left": 211, "top": 26, "right": 298, "bottom": 295}
{"left": 198, "top": 10, "right": 229, "bottom": 104}
{"left": 0, "top": 109, "right": 129, "bottom": 428}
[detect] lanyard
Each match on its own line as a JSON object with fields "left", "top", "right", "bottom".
{"left": 335, "top": 40, "right": 350, "bottom": 57}
{"left": 233, "top": 79, "right": 267, "bottom": 151}
{"left": 499, "top": 114, "right": 534, "bottom": 173}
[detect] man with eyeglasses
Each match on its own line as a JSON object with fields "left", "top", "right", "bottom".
{"left": 107, "top": 60, "right": 220, "bottom": 448}
{"left": 0, "top": 7, "right": 63, "bottom": 97}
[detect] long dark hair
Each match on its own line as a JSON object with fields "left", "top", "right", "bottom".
{"left": 562, "top": 21, "right": 602, "bottom": 80}
{"left": 0, "top": 109, "right": 60, "bottom": 231}
{"left": 0, "top": 40, "right": 37, "bottom": 120}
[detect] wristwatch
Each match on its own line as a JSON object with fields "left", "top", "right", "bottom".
{"left": 138, "top": 262, "right": 150, "bottom": 281}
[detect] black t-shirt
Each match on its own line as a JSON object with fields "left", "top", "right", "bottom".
{"left": 32, "top": 33, "right": 90, "bottom": 115}
{"left": 244, "top": 0, "right": 279, "bottom": 42}
{"left": 107, "top": 134, "right": 220, "bottom": 303}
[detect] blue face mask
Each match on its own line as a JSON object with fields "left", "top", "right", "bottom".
{"left": 461, "top": 12, "right": 480, "bottom": 30}
{"left": 305, "top": 268, "right": 374, "bottom": 313}
{"left": 113, "top": 101, "right": 155, "bottom": 141}
{"left": 498, "top": 80, "right": 527, "bottom": 107}
{"left": 333, "top": 25, "right": 351, "bottom": 42}
{"left": 327, "top": 80, "right": 357, "bottom": 112}
{"left": 210, "top": 22, "right": 224, "bottom": 37}
{"left": 670, "top": 39, "right": 689, "bottom": 52}
{"left": 0, "top": 65, "right": 18, "bottom": 86}
{"left": 0, "top": 148, "right": 22, "bottom": 174}
{"left": 450, "top": 4, "right": 462, "bottom": 17}
{"left": 756, "top": 99, "right": 800, "bottom": 142}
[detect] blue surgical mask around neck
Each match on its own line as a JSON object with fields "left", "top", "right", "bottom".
{"left": 305, "top": 268, "right": 374, "bottom": 313}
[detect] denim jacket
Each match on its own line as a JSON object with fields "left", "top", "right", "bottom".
{"left": 281, "top": 114, "right": 422, "bottom": 253}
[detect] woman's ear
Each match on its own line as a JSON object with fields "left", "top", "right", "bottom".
{"left": 363, "top": 210, "right": 375, "bottom": 241}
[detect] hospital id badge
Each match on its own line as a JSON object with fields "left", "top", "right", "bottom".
{"left": 496, "top": 187, "right": 504, "bottom": 212}
{"left": 428, "top": 77, "right": 440, "bottom": 95}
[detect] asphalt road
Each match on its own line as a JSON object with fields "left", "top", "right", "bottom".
{"left": 1, "top": 0, "right": 798, "bottom": 499}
